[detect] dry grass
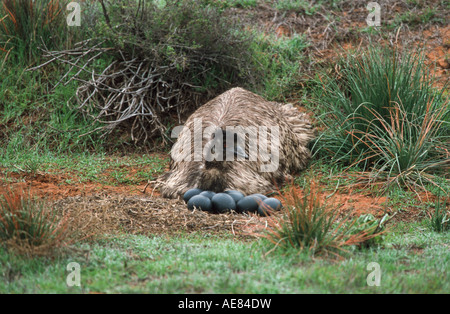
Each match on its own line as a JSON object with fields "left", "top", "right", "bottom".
{"left": 52, "top": 193, "right": 269, "bottom": 240}
{"left": 1, "top": 188, "right": 271, "bottom": 255}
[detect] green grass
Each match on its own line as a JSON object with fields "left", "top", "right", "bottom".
{"left": 212, "top": 0, "right": 259, "bottom": 9}
{"left": 393, "top": 7, "right": 445, "bottom": 27}
{"left": 0, "top": 59, "right": 108, "bottom": 159}
{"left": 0, "top": 152, "right": 169, "bottom": 186}
{"left": 250, "top": 32, "right": 309, "bottom": 100}
{"left": 273, "top": 0, "right": 323, "bottom": 15}
{"left": 0, "top": 0, "right": 78, "bottom": 62}
{"left": 0, "top": 222, "right": 448, "bottom": 293}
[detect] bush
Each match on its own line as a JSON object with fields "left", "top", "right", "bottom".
{"left": 250, "top": 32, "right": 309, "bottom": 100}
{"left": 50, "top": 0, "right": 255, "bottom": 144}
{"left": 32, "top": 0, "right": 312, "bottom": 146}
{"left": 312, "top": 46, "right": 449, "bottom": 189}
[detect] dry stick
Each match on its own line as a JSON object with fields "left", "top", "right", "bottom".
{"left": 61, "top": 50, "right": 107, "bottom": 87}
{"left": 27, "top": 55, "right": 59, "bottom": 71}
{"left": 44, "top": 42, "right": 107, "bottom": 87}
{"left": 99, "top": 0, "right": 112, "bottom": 29}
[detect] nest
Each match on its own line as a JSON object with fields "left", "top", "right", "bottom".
{"left": 53, "top": 193, "right": 269, "bottom": 240}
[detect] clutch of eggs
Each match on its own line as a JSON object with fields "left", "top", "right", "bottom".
{"left": 183, "top": 188, "right": 282, "bottom": 216}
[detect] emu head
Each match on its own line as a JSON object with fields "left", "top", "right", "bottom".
{"left": 205, "top": 129, "right": 248, "bottom": 166}
{"left": 199, "top": 128, "right": 248, "bottom": 192}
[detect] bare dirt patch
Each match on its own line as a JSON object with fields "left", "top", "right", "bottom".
{"left": 238, "top": 1, "right": 449, "bottom": 89}
{"left": 1, "top": 172, "right": 149, "bottom": 200}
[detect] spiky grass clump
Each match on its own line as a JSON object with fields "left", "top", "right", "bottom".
{"left": 313, "top": 46, "right": 449, "bottom": 190}
{"left": 0, "top": 188, "right": 72, "bottom": 256}
{"left": 261, "top": 183, "right": 385, "bottom": 258}
{"left": 0, "top": 0, "right": 75, "bottom": 62}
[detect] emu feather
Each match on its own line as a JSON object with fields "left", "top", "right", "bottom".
{"left": 158, "top": 88, "right": 316, "bottom": 198}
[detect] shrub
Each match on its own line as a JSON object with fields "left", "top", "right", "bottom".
{"left": 250, "top": 32, "right": 309, "bottom": 100}
{"left": 312, "top": 46, "right": 449, "bottom": 189}
{"left": 34, "top": 0, "right": 311, "bottom": 146}
{"left": 0, "top": 188, "right": 72, "bottom": 255}
{"left": 47, "top": 0, "right": 255, "bottom": 144}
{"left": 261, "top": 182, "right": 385, "bottom": 258}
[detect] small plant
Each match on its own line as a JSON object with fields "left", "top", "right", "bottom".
{"left": 261, "top": 182, "right": 384, "bottom": 258}
{"left": 348, "top": 213, "right": 389, "bottom": 248}
{"left": 0, "top": 188, "right": 72, "bottom": 255}
{"left": 427, "top": 195, "right": 449, "bottom": 233}
{"left": 23, "top": 158, "right": 42, "bottom": 175}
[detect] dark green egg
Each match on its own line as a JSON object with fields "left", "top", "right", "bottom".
{"left": 236, "top": 195, "right": 262, "bottom": 213}
{"left": 183, "top": 188, "right": 203, "bottom": 203}
{"left": 257, "top": 197, "right": 282, "bottom": 216}
{"left": 199, "top": 191, "right": 216, "bottom": 200}
{"left": 187, "top": 195, "right": 212, "bottom": 212}
{"left": 225, "top": 190, "right": 245, "bottom": 203}
{"left": 211, "top": 193, "right": 236, "bottom": 213}
{"left": 251, "top": 193, "right": 268, "bottom": 201}
{"left": 225, "top": 190, "right": 244, "bottom": 196}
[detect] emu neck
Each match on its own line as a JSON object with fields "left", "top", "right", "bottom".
{"left": 199, "top": 161, "right": 229, "bottom": 192}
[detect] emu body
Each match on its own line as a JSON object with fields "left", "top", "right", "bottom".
{"left": 158, "top": 88, "right": 316, "bottom": 198}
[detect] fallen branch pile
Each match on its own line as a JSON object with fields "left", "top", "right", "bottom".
{"left": 31, "top": 39, "right": 204, "bottom": 144}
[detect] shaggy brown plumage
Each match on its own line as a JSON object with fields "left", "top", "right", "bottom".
{"left": 157, "top": 87, "right": 316, "bottom": 198}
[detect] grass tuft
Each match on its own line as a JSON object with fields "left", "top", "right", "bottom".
{"left": 0, "top": 187, "right": 73, "bottom": 256}
{"left": 312, "top": 46, "right": 449, "bottom": 190}
{"left": 260, "top": 181, "right": 385, "bottom": 258}
{"left": 427, "top": 194, "right": 449, "bottom": 233}
{"left": 0, "top": 0, "right": 76, "bottom": 62}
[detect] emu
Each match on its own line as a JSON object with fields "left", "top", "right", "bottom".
{"left": 157, "top": 87, "right": 316, "bottom": 198}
